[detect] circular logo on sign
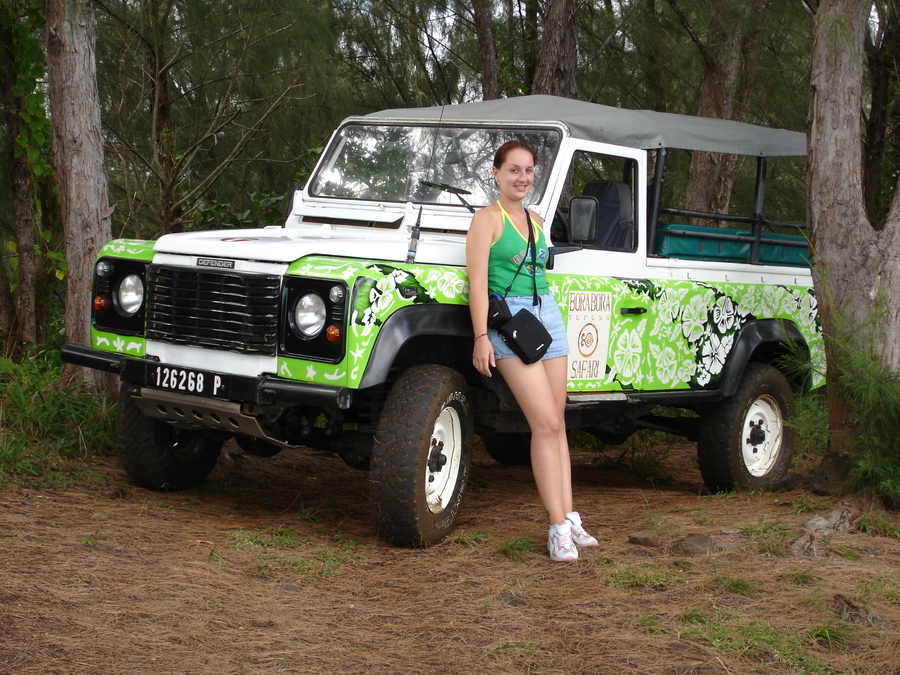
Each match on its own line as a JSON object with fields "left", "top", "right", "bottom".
{"left": 578, "top": 323, "right": 599, "bottom": 358}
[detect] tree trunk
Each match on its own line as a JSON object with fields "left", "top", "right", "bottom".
{"left": 472, "top": 0, "right": 499, "bottom": 100}
{"left": 532, "top": 0, "right": 578, "bottom": 98}
{"left": 46, "top": 0, "right": 116, "bottom": 396}
{"left": 682, "top": 0, "right": 770, "bottom": 219}
{"left": 807, "top": 0, "right": 900, "bottom": 450}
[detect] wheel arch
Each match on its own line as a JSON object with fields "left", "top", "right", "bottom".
{"left": 720, "top": 319, "right": 811, "bottom": 397}
{"left": 358, "top": 304, "right": 474, "bottom": 389}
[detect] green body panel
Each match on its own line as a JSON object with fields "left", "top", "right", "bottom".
{"left": 99, "top": 239, "right": 156, "bottom": 260}
{"left": 280, "top": 256, "right": 470, "bottom": 387}
{"left": 91, "top": 330, "right": 146, "bottom": 356}
{"left": 549, "top": 273, "right": 823, "bottom": 392}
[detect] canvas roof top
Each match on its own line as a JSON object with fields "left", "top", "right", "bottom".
{"left": 364, "top": 95, "right": 806, "bottom": 157}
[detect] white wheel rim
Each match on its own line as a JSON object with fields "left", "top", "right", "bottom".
{"left": 424, "top": 404, "right": 463, "bottom": 514}
{"left": 742, "top": 394, "right": 784, "bottom": 477}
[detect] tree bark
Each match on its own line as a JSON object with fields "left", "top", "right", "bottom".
{"left": 532, "top": 0, "right": 578, "bottom": 98}
{"left": 808, "top": 0, "right": 900, "bottom": 450}
{"left": 472, "top": 0, "right": 500, "bottom": 100}
{"left": 46, "top": 0, "right": 116, "bottom": 395}
{"left": 680, "top": 0, "right": 770, "bottom": 219}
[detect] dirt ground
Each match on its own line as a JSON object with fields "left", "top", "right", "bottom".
{"left": 1, "top": 438, "right": 899, "bottom": 675}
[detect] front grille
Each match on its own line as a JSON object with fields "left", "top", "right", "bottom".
{"left": 145, "top": 266, "right": 281, "bottom": 355}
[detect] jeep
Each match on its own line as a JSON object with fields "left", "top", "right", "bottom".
{"left": 62, "top": 95, "right": 823, "bottom": 547}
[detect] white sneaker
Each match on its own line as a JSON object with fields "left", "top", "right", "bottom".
{"left": 566, "top": 511, "right": 598, "bottom": 548}
{"left": 548, "top": 520, "right": 578, "bottom": 562}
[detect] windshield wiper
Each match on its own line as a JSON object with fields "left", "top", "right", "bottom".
{"left": 420, "top": 181, "right": 475, "bottom": 213}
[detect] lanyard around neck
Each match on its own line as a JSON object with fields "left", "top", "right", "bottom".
{"left": 498, "top": 203, "right": 540, "bottom": 307}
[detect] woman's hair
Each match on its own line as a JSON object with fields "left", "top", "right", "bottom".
{"left": 493, "top": 140, "right": 538, "bottom": 169}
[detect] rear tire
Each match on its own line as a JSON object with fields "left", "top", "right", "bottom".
{"left": 697, "top": 362, "right": 795, "bottom": 492}
{"left": 117, "top": 388, "right": 222, "bottom": 490}
{"left": 480, "top": 431, "right": 531, "bottom": 465}
{"left": 370, "top": 365, "right": 473, "bottom": 547}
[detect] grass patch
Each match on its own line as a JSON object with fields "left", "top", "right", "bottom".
{"left": 852, "top": 510, "right": 900, "bottom": 539}
{"left": 605, "top": 562, "right": 685, "bottom": 589}
{"left": 787, "top": 491, "right": 830, "bottom": 515}
{"left": 669, "top": 505, "right": 714, "bottom": 526}
{"left": 497, "top": 536, "right": 535, "bottom": 561}
{"left": 856, "top": 572, "right": 900, "bottom": 603}
{"left": 741, "top": 519, "right": 796, "bottom": 556}
{"left": 680, "top": 605, "right": 835, "bottom": 673}
{"left": 232, "top": 524, "right": 360, "bottom": 579}
{"left": 646, "top": 513, "right": 682, "bottom": 538}
{"left": 707, "top": 575, "right": 761, "bottom": 597}
{"left": 0, "top": 354, "right": 115, "bottom": 488}
{"left": 633, "top": 613, "right": 664, "bottom": 634}
{"left": 806, "top": 618, "right": 859, "bottom": 652}
{"left": 778, "top": 568, "right": 822, "bottom": 587}
{"left": 446, "top": 529, "right": 488, "bottom": 546}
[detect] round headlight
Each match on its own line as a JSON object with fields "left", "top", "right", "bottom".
{"left": 117, "top": 274, "right": 144, "bottom": 316}
{"left": 293, "top": 293, "right": 326, "bottom": 337}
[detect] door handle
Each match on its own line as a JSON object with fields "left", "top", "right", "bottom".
{"left": 620, "top": 307, "right": 647, "bottom": 315}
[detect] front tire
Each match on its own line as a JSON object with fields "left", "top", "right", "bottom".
{"left": 370, "top": 365, "right": 473, "bottom": 547}
{"left": 697, "top": 362, "right": 795, "bottom": 492}
{"left": 117, "top": 388, "right": 223, "bottom": 490}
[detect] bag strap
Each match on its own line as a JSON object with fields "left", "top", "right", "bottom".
{"left": 524, "top": 211, "right": 540, "bottom": 307}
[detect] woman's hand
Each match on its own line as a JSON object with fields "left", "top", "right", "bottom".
{"left": 473, "top": 333, "right": 496, "bottom": 377}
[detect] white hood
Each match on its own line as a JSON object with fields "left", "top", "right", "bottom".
{"left": 152, "top": 222, "right": 467, "bottom": 267}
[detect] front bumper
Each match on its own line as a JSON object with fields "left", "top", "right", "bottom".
{"left": 60, "top": 343, "right": 354, "bottom": 411}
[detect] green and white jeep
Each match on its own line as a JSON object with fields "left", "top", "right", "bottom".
{"left": 62, "top": 96, "right": 823, "bottom": 547}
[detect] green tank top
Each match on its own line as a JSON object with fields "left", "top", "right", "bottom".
{"left": 487, "top": 203, "right": 550, "bottom": 297}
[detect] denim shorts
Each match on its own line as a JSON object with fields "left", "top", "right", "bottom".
{"left": 489, "top": 292, "right": 569, "bottom": 361}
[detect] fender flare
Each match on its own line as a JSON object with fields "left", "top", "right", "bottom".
{"left": 720, "top": 319, "right": 808, "bottom": 397}
{"left": 359, "top": 304, "right": 472, "bottom": 388}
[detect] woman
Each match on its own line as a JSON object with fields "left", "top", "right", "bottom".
{"left": 466, "top": 140, "right": 598, "bottom": 562}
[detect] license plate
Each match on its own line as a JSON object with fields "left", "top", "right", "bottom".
{"left": 147, "top": 364, "right": 230, "bottom": 398}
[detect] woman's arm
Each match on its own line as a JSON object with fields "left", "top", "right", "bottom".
{"left": 466, "top": 208, "right": 497, "bottom": 377}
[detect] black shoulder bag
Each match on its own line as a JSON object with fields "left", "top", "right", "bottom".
{"left": 491, "top": 212, "right": 553, "bottom": 364}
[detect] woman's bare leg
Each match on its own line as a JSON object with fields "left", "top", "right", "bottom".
{"left": 495, "top": 355, "right": 570, "bottom": 524}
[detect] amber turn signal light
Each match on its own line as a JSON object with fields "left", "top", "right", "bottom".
{"left": 93, "top": 295, "right": 110, "bottom": 312}
{"left": 325, "top": 324, "right": 342, "bottom": 342}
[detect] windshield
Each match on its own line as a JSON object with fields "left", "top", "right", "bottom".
{"left": 309, "top": 123, "right": 561, "bottom": 208}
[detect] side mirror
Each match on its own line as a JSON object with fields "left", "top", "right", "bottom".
{"left": 283, "top": 179, "right": 302, "bottom": 221}
{"left": 568, "top": 196, "right": 598, "bottom": 245}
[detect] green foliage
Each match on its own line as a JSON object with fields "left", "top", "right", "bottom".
{"left": 497, "top": 536, "right": 535, "bottom": 561}
{"left": 446, "top": 529, "right": 488, "bottom": 546}
{"left": 788, "top": 491, "right": 830, "bottom": 515}
{"left": 852, "top": 510, "right": 900, "bottom": 539}
{"left": 823, "top": 317, "right": 900, "bottom": 507}
{"left": 0, "top": 353, "right": 116, "bottom": 488}
{"left": 680, "top": 605, "right": 835, "bottom": 673}
{"left": 232, "top": 524, "right": 361, "bottom": 579}
{"left": 741, "top": 519, "right": 796, "bottom": 556}
{"left": 707, "top": 575, "right": 761, "bottom": 597}
{"left": 805, "top": 618, "right": 859, "bottom": 652}
{"left": 190, "top": 189, "right": 289, "bottom": 231}
{"left": 605, "top": 562, "right": 685, "bottom": 589}
{"left": 856, "top": 571, "right": 900, "bottom": 603}
{"left": 2, "top": 0, "right": 53, "bottom": 180}
{"left": 787, "top": 393, "right": 831, "bottom": 473}
{"left": 778, "top": 568, "right": 822, "bottom": 587}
